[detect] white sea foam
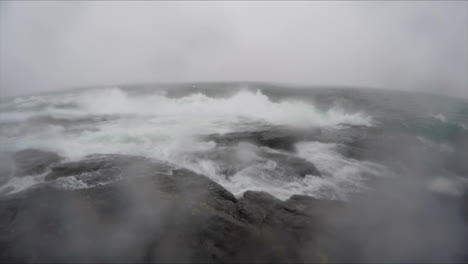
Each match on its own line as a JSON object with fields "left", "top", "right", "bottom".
{"left": 293, "top": 141, "right": 389, "bottom": 200}
{"left": 53, "top": 176, "right": 89, "bottom": 190}
{"left": 1, "top": 87, "right": 373, "bottom": 158}
{"left": 3, "top": 87, "right": 373, "bottom": 125}
{"left": 0, "top": 87, "right": 377, "bottom": 198}
{"left": 431, "top": 113, "right": 447, "bottom": 123}
{"left": 0, "top": 173, "right": 46, "bottom": 195}
{"left": 179, "top": 141, "right": 389, "bottom": 201}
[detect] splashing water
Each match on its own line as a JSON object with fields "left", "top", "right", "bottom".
{"left": 0, "top": 86, "right": 385, "bottom": 199}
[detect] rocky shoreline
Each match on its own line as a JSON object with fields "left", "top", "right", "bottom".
{"left": 0, "top": 150, "right": 340, "bottom": 263}
{"left": 0, "top": 148, "right": 467, "bottom": 263}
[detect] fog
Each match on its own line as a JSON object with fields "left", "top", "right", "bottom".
{"left": 1, "top": 1, "right": 467, "bottom": 98}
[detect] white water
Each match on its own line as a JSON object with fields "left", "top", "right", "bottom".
{"left": 174, "top": 141, "right": 389, "bottom": 200}
{"left": 0, "top": 87, "right": 379, "bottom": 199}
{"left": 0, "top": 173, "right": 47, "bottom": 194}
{"left": 294, "top": 142, "right": 389, "bottom": 200}
{"left": 431, "top": 113, "right": 447, "bottom": 123}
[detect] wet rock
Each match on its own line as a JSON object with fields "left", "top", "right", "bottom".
{"left": 237, "top": 190, "right": 332, "bottom": 262}
{"left": 44, "top": 154, "right": 161, "bottom": 182}
{"left": 0, "top": 166, "right": 243, "bottom": 262}
{"left": 12, "top": 149, "right": 62, "bottom": 176}
{"left": 0, "top": 154, "right": 331, "bottom": 263}
{"left": 239, "top": 191, "right": 326, "bottom": 231}
{"left": 284, "top": 194, "right": 343, "bottom": 219}
{"left": 238, "top": 191, "right": 282, "bottom": 224}
{"left": 0, "top": 152, "right": 14, "bottom": 185}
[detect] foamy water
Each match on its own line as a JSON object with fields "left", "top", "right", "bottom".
{"left": 0, "top": 87, "right": 383, "bottom": 199}
{"left": 1, "top": 87, "right": 372, "bottom": 156}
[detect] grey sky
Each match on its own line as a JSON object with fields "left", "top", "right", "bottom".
{"left": 1, "top": 1, "right": 467, "bottom": 97}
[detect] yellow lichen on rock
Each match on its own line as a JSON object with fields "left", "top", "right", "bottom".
{"left": 191, "top": 208, "right": 200, "bottom": 215}
{"left": 295, "top": 204, "right": 306, "bottom": 211}
{"left": 320, "top": 254, "right": 328, "bottom": 264}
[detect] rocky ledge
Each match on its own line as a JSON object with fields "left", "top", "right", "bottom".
{"left": 0, "top": 150, "right": 340, "bottom": 263}
{"left": 0, "top": 149, "right": 467, "bottom": 263}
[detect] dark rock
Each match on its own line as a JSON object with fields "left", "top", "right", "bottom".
{"left": 243, "top": 190, "right": 282, "bottom": 205}
{"left": 238, "top": 191, "right": 279, "bottom": 224}
{"left": 0, "top": 163, "right": 245, "bottom": 262}
{"left": 12, "top": 149, "right": 62, "bottom": 176}
{"left": 284, "top": 194, "right": 343, "bottom": 218}
{"left": 0, "top": 154, "right": 332, "bottom": 263}
{"left": 0, "top": 152, "right": 14, "bottom": 185}
{"left": 44, "top": 154, "right": 163, "bottom": 182}
{"left": 237, "top": 190, "right": 327, "bottom": 262}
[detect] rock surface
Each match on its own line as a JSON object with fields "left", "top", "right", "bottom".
{"left": 0, "top": 153, "right": 335, "bottom": 263}
{"left": 1, "top": 150, "right": 466, "bottom": 263}
{"left": 12, "top": 149, "right": 62, "bottom": 177}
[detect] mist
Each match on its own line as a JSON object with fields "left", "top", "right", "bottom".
{"left": 1, "top": 1, "right": 467, "bottom": 98}
{"left": 1, "top": 2, "right": 468, "bottom": 263}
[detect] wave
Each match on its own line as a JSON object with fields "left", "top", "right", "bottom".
{"left": 0, "top": 87, "right": 377, "bottom": 199}
{"left": 70, "top": 87, "right": 373, "bottom": 127}
{"left": 294, "top": 141, "right": 389, "bottom": 200}
{"left": 2, "top": 87, "right": 373, "bottom": 126}
{"left": 176, "top": 141, "right": 389, "bottom": 201}
{"left": 1, "top": 87, "right": 373, "bottom": 156}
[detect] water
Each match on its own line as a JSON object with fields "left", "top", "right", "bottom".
{"left": 1, "top": 83, "right": 467, "bottom": 199}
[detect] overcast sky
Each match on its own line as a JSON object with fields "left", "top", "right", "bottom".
{"left": 1, "top": 1, "right": 467, "bottom": 98}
